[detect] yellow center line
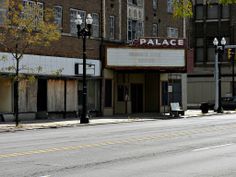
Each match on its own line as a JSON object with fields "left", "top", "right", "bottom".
{"left": 1, "top": 123, "right": 236, "bottom": 159}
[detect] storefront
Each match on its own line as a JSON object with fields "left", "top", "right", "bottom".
{"left": 0, "top": 52, "right": 101, "bottom": 119}
{"left": 102, "top": 38, "right": 187, "bottom": 116}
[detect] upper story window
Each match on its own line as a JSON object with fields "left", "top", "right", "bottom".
{"left": 92, "top": 13, "right": 99, "bottom": 38}
{"left": 109, "top": 16, "right": 115, "bottom": 39}
{"left": 128, "top": 19, "right": 143, "bottom": 41}
{"left": 137, "top": 0, "right": 143, "bottom": 7}
{"left": 53, "top": 6, "right": 63, "bottom": 29}
{"left": 196, "top": 0, "right": 203, "bottom": 4}
{"left": 195, "top": 5, "right": 204, "bottom": 20}
{"left": 167, "top": 27, "right": 178, "bottom": 38}
{"left": 70, "top": 9, "right": 86, "bottom": 34}
{"left": 152, "top": 23, "right": 158, "bottom": 37}
{"left": 222, "top": 5, "right": 229, "bottom": 19}
{"left": 195, "top": 4, "right": 229, "bottom": 21}
{"left": 207, "top": 4, "right": 218, "bottom": 19}
{"left": 0, "top": 0, "right": 7, "bottom": 25}
{"left": 22, "top": 0, "right": 44, "bottom": 27}
{"left": 128, "top": 0, "right": 143, "bottom": 7}
{"left": 153, "top": 0, "right": 158, "bottom": 10}
{"left": 167, "top": 0, "right": 173, "bottom": 13}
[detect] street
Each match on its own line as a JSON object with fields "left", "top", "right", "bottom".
{"left": 1, "top": 114, "right": 236, "bottom": 177}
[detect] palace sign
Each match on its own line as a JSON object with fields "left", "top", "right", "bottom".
{"left": 136, "top": 38, "right": 185, "bottom": 48}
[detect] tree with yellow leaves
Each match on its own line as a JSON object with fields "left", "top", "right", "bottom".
{"left": 0, "top": 0, "right": 61, "bottom": 126}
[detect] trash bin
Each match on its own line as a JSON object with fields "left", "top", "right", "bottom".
{"left": 200, "top": 102, "right": 209, "bottom": 113}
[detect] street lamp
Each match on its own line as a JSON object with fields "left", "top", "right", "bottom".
{"left": 75, "top": 14, "right": 93, "bottom": 124}
{"left": 213, "top": 37, "right": 226, "bottom": 113}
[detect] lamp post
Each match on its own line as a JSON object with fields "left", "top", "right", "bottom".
{"left": 75, "top": 14, "right": 93, "bottom": 124}
{"left": 213, "top": 37, "right": 226, "bottom": 113}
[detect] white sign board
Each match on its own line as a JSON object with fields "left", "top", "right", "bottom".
{"left": 106, "top": 48, "right": 185, "bottom": 68}
{"left": 0, "top": 52, "right": 101, "bottom": 77}
{"left": 75, "top": 63, "right": 95, "bottom": 76}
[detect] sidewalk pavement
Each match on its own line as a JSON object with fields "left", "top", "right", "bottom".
{"left": 0, "top": 110, "right": 235, "bottom": 133}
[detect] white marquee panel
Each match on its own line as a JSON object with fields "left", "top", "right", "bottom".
{"left": 107, "top": 48, "right": 185, "bottom": 67}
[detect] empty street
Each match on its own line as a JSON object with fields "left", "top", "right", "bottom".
{"left": 1, "top": 115, "right": 236, "bottom": 177}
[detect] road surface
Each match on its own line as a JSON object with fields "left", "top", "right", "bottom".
{"left": 0, "top": 114, "right": 236, "bottom": 177}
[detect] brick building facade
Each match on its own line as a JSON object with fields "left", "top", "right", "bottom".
{"left": 0, "top": 0, "right": 187, "bottom": 119}
{"left": 188, "top": 1, "right": 236, "bottom": 107}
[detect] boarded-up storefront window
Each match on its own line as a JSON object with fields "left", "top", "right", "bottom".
{"left": 19, "top": 80, "right": 37, "bottom": 112}
{"left": 66, "top": 80, "right": 77, "bottom": 112}
{"left": 48, "top": 80, "right": 64, "bottom": 112}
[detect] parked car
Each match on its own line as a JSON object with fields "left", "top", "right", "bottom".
{"left": 207, "top": 96, "right": 236, "bottom": 110}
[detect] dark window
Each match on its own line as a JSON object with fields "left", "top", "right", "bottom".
{"left": 162, "top": 82, "right": 168, "bottom": 106}
{"left": 195, "top": 5, "right": 204, "bottom": 20}
{"left": 37, "top": 79, "right": 47, "bottom": 111}
{"left": 196, "top": 48, "right": 204, "bottom": 63}
{"left": 117, "top": 85, "right": 129, "bottom": 102}
{"left": 195, "top": 38, "right": 204, "bottom": 63}
{"left": 133, "top": 0, "right": 137, "bottom": 5}
{"left": 195, "top": 23, "right": 204, "bottom": 36}
{"left": 206, "top": 22, "right": 218, "bottom": 36}
{"left": 196, "top": 0, "right": 203, "bottom": 4}
{"left": 207, "top": 4, "right": 218, "bottom": 19}
{"left": 105, "top": 79, "right": 112, "bottom": 107}
{"left": 171, "top": 80, "right": 182, "bottom": 104}
{"left": 222, "top": 5, "right": 229, "bottom": 19}
{"left": 207, "top": 47, "right": 215, "bottom": 62}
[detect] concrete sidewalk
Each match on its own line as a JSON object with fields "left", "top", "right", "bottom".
{"left": 0, "top": 110, "right": 235, "bottom": 133}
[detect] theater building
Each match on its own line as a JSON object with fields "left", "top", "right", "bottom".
{"left": 102, "top": 38, "right": 187, "bottom": 115}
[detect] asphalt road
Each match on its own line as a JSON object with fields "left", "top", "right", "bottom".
{"left": 1, "top": 114, "right": 236, "bottom": 177}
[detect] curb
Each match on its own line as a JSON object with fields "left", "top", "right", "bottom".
{"left": 1, "top": 111, "right": 236, "bottom": 133}
{"left": 0, "top": 118, "right": 157, "bottom": 133}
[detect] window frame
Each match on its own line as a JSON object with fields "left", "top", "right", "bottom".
{"left": 22, "top": 0, "right": 44, "bottom": 28}
{"left": 207, "top": 3, "right": 218, "bottom": 19}
{"left": 167, "top": 0, "right": 173, "bottom": 13}
{"left": 153, "top": 0, "right": 158, "bottom": 10}
{"left": 70, "top": 9, "right": 86, "bottom": 35}
{"left": 152, "top": 23, "right": 158, "bottom": 37}
{"left": 109, "top": 16, "right": 115, "bottom": 40}
{"left": 0, "top": 1, "right": 7, "bottom": 25}
{"left": 167, "top": 27, "right": 178, "bottom": 38}
{"left": 53, "top": 5, "right": 63, "bottom": 29}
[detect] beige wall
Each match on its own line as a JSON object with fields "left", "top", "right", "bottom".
{"left": 0, "top": 78, "right": 12, "bottom": 112}
{"left": 19, "top": 80, "right": 37, "bottom": 112}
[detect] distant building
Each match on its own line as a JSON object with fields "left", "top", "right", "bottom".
{"left": 188, "top": 0, "right": 236, "bottom": 107}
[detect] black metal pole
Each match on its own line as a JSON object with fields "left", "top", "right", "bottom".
{"left": 217, "top": 48, "right": 224, "bottom": 113}
{"left": 81, "top": 34, "right": 89, "bottom": 123}
{"left": 233, "top": 58, "right": 235, "bottom": 97}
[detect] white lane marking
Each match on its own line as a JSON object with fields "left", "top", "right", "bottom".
{"left": 192, "top": 143, "right": 234, "bottom": 152}
{"left": 39, "top": 175, "right": 51, "bottom": 177}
